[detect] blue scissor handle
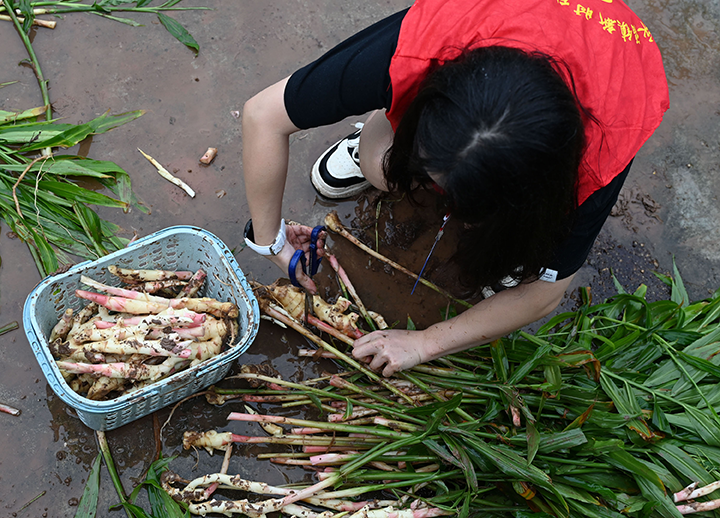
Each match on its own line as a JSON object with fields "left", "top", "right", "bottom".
{"left": 288, "top": 225, "right": 326, "bottom": 287}
{"left": 309, "top": 225, "right": 325, "bottom": 277}
{"left": 288, "top": 249, "right": 306, "bottom": 288}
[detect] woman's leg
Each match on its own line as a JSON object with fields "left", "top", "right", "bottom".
{"left": 358, "top": 110, "right": 394, "bottom": 191}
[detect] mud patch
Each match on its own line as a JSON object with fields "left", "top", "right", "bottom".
{"left": 572, "top": 229, "right": 671, "bottom": 308}
{"left": 611, "top": 189, "right": 663, "bottom": 233}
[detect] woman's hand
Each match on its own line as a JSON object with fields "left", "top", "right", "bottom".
{"left": 352, "top": 329, "right": 429, "bottom": 377}
{"left": 351, "top": 275, "right": 575, "bottom": 377}
{"left": 267, "top": 224, "right": 327, "bottom": 293}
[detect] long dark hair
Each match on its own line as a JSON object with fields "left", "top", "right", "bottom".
{"left": 384, "top": 46, "right": 589, "bottom": 288}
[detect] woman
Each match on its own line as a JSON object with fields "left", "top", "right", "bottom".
{"left": 242, "top": 0, "right": 669, "bottom": 376}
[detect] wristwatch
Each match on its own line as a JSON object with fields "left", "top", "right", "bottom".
{"left": 243, "top": 218, "right": 286, "bottom": 256}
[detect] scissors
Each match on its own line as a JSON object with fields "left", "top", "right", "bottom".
{"left": 288, "top": 225, "right": 325, "bottom": 325}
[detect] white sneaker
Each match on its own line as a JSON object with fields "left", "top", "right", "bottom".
{"left": 311, "top": 123, "right": 370, "bottom": 199}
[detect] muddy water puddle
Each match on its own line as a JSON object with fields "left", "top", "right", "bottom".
{"left": 2, "top": 0, "right": 720, "bottom": 516}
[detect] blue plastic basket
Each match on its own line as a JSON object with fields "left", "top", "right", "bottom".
{"left": 23, "top": 226, "right": 259, "bottom": 431}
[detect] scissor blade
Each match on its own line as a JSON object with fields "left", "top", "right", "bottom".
{"left": 303, "top": 289, "right": 312, "bottom": 325}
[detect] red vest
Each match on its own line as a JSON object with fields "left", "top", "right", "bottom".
{"left": 386, "top": 0, "right": 669, "bottom": 204}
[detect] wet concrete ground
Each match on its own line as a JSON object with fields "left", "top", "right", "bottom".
{"left": 0, "top": 0, "right": 719, "bottom": 516}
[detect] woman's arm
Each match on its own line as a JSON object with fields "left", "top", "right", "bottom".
{"left": 243, "top": 77, "right": 327, "bottom": 290}
{"left": 352, "top": 274, "right": 575, "bottom": 376}
{"left": 242, "top": 76, "right": 297, "bottom": 246}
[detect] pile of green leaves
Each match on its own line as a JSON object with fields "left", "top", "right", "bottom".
{"left": 191, "top": 271, "right": 720, "bottom": 518}
{"left": 0, "top": 108, "right": 146, "bottom": 277}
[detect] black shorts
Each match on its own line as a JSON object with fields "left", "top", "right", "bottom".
{"left": 284, "top": 9, "right": 630, "bottom": 280}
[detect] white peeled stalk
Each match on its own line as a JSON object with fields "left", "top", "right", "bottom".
{"left": 347, "top": 506, "right": 452, "bottom": 518}
{"left": 245, "top": 405, "right": 284, "bottom": 436}
{"left": 281, "top": 504, "right": 335, "bottom": 518}
{"left": 199, "top": 147, "right": 217, "bottom": 165}
{"left": 108, "top": 265, "right": 194, "bottom": 283}
{"left": 187, "top": 473, "right": 291, "bottom": 495}
{"left": 0, "top": 14, "right": 56, "bottom": 28}
{"left": 94, "top": 308, "right": 203, "bottom": 329}
{"left": 677, "top": 499, "right": 720, "bottom": 514}
{"left": 50, "top": 308, "right": 74, "bottom": 342}
{"left": 87, "top": 377, "right": 125, "bottom": 400}
{"left": 70, "top": 323, "right": 147, "bottom": 343}
{"left": 674, "top": 481, "right": 720, "bottom": 503}
{"left": 187, "top": 336, "right": 223, "bottom": 364}
{"left": 61, "top": 337, "right": 193, "bottom": 358}
{"left": 57, "top": 358, "right": 187, "bottom": 381}
{"left": 188, "top": 496, "right": 284, "bottom": 517}
{"left": 138, "top": 148, "right": 196, "bottom": 197}
{"left": 368, "top": 310, "right": 389, "bottom": 330}
{"left": 0, "top": 402, "right": 21, "bottom": 416}
{"left": 675, "top": 482, "right": 700, "bottom": 503}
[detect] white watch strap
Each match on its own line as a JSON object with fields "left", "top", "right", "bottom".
{"left": 244, "top": 218, "right": 286, "bottom": 256}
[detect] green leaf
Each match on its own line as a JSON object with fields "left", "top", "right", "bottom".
{"left": 555, "top": 475, "right": 616, "bottom": 501}
{"left": 0, "top": 123, "right": 75, "bottom": 144}
{"left": 406, "top": 316, "right": 416, "bottom": 331}
{"left": 422, "top": 438, "right": 462, "bottom": 468}
{"left": 18, "top": 0, "right": 35, "bottom": 33}
{"left": 671, "top": 258, "right": 689, "bottom": 307}
{"left": 566, "top": 500, "right": 625, "bottom": 518}
{"left": 656, "top": 329, "right": 703, "bottom": 346}
{"left": 699, "top": 297, "right": 720, "bottom": 329}
{"left": 73, "top": 203, "right": 108, "bottom": 257}
{"left": 159, "top": 0, "right": 185, "bottom": 8}
{"left": 74, "top": 453, "right": 101, "bottom": 518}
{"left": 27, "top": 224, "right": 57, "bottom": 276}
{"left": 2, "top": 160, "right": 109, "bottom": 179}
{"left": 605, "top": 450, "right": 665, "bottom": 492}
{"left": 509, "top": 334, "right": 553, "bottom": 384}
{"left": 526, "top": 420, "right": 539, "bottom": 465}
{"left": 554, "top": 483, "right": 600, "bottom": 505}
{"left": 652, "top": 442, "right": 718, "bottom": 491}
{"left": 441, "top": 433, "right": 478, "bottom": 491}
{"left": 20, "top": 110, "right": 144, "bottom": 152}
{"left": 458, "top": 492, "right": 470, "bottom": 518}
{"left": 92, "top": 12, "right": 144, "bottom": 26}
{"left": 157, "top": 13, "right": 199, "bottom": 53}
{"left": 490, "top": 339, "right": 508, "bottom": 383}
{"left": 0, "top": 106, "right": 46, "bottom": 125}
{"left": 676, "top": 350, "right": 720, "bottom": 380}
{"left": 307, "top": 393, "right": 324, "bottom": 413}
{"left": 129, "top": 457, "right": 189, "bottom": 517}
{"left": 652, "top": 400, "right": 671, "bottom": 434}
{"left": 35, "top": 179, "right": 128, "bottom": 209}
{"left": 342, "top": 399, "right": 353, "bottom": 421}
{"left": 537, "top": 428, "right": 588, "bottom": 453}
{"left": 543, "top": 364, "right": 562, "bottom": 393}
{"left": 96, "top": 0, "right": 136, "bottom": 6}
{"left": 684, "top": 406, "right": 720, "bottom": 447}
{"left": 635, "top": 477, "right": 683, "bottom": 518}
{"left": 407, "top": 392, "right": 462, "bottom": 417}
{"left": 611, "top": 270, "right": 627, "bottom": 294}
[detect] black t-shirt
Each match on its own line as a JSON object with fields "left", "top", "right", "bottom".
{"left": 284, "top": 9, "right": 628, "bottom": 281}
